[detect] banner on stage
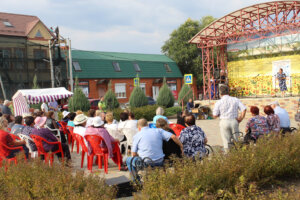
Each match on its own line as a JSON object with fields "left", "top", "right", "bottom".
{"left": 272, "top": 60, "right": 291, "bottom": 88}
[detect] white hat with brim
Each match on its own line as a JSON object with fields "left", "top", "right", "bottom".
{"left": 93, "top": 117, "right": 104, "bottom": 127}
{"left": 62, "top": 111, "right": 70, "bottom": 118}
{"left": 73, "top": 114, "right": 88, "bottom": 125}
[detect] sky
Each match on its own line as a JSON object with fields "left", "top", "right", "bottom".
{"left": 2, "top": 0, "right": 276, "bottom": 54}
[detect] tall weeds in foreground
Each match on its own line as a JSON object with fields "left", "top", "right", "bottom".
{"left": 136, "top": 132, "right": 300, "bottom": 199}
{"left": 0, "top": 159, "right": 116, "bottom": 200}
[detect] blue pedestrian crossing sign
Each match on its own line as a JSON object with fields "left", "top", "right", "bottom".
{"left": 184, "top": 74, "right": 193, "bottom": 84}
{"left": 134, "top": 78, "right": 140, "bottom": 86}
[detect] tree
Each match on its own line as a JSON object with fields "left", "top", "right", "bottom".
{"left": 68, "top": 78, "right": 90, "bottom": 112}
{"left": 129, "top": 86, "right": 148, "bottom": 108}
{"left": 156, "top": 78, "right": 174, "bottom": 108}
{"left": 104, "top": 82, "right": 119, "bottom": 111}
{"left": 178, "top": 84, "right": 193, "bottom": 106}
{"left": 162, "top": 16, "right": 216, "bottom": 86}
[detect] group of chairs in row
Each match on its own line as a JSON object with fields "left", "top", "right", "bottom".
{"left": 59, "top": 121, "right": 122, "bottom": 173}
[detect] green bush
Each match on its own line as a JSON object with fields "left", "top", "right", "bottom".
{"left": 68, "top": 79, "right": 90, "bottom": 112}
{"left": 131, "top": 105, "right": 159, "bottom": 121}
{"left": 112, "top": 107, "right": 123, "bottom": 121}
{"left": 129, "top": 87, "right": 148, "bottom": 108}
{"left": 178, "top": 84, "right": 193, "bottom": 106}
{"left": 104, "top": 89, "right": 119, "bottom": 111}
{"left": 137, "top": 133, "right": 300, "bottom": 199}
{"left": 165, "top": 106, "right": 182, "bottom": 116}
{"left": 0, "top": 159, "right": 115, "bottom": 199}
{"left": 156, "top": 81, "right": 174, "bottom": 108}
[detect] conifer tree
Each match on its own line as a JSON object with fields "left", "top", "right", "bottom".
{"left": 104, "top": 81, "right": 119, "bottom": 111}
{"left": 129, "top": 86, "right": 148, "bottom": 108}
{"left": 68, "top": 78, "right": 90, "bottom": 112}
{"left": 156, "top": 78, "right": 174, "bottom": 108}
{"left": 178, "top": 84, "right": 193, "bottom": 106}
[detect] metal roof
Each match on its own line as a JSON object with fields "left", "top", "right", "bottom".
{"left": 190, "top": 1, "right": 300, "bottom": 47}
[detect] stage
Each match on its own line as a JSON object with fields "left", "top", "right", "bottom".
{"left": 196, "top": 96, "right": 300, "bottom": 120}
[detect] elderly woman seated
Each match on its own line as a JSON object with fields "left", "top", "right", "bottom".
{"left": 152, "top": 107, "right": 169, "bottom": 127}
{"left": 245, "top": 106, "right": 269, "bottom": 139}
{"left": 0, "top": 117, "right": 29, "bottom": 159}
{"left": 73, "top": 114, "right": 88, "bottom": 139}
{"left": 11, "top": 116, "right": 24, "bottom": 135}
{"left": 105, "top": 113, "right": 124, "bottom": 142}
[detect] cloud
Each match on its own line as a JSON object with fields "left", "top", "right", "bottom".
{"left": 1, "top": 0, "right": 277, "bottom": 54}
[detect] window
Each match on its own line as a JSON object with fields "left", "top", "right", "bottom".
{"left": 35, "top": 30, "right": 43, "bottom": 38}
{"left": 140, "top": 83, "right": 146, "bottom": 94}
{"left": 78, "top": 82, "right": 89, "bottom": 97}
{"left": 164, "top": 63, "right": 172, "bottom": 72}
{"left": 15, "top": 49, "right": 24, "bottom": 69}
{"left": 0, "top": 49, "right": 11, "bottom": 69}
{"left": 34, "top": 49, "right": 46, "bottom": 69}
{"left": 115, "top": 83, "right": 126, "bottom": 98}
{"left": 3, "top": 21, "right": 13, "bottom": 27}
{"left": 73, "top": 61, "right": 81, "bottom": 71}
{"left": 113, "top": 62, "right": 121, "bottom": 72}
{"left": 133, "top": 63, "right": 141, "bottom": 72}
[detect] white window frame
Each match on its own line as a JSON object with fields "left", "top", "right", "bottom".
{"left": 140, "top": 83, "right": 146, "bottom": 94}
{"left": 115, "top": 83, "right": 126, "bottom": 99}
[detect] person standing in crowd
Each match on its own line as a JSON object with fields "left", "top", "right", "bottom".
{"left": 276, "top": 68, "right": 287, "bottom": 97}
{"left": 186, "top": 98, "right": 194, "bottom": 113}
{"left": 264, "top": 105, "right": 280, "bottom": 133}
{"left": 98, "top": 96, "right": 107, "bottom": 113}
{"left": 179, "top": 114, "right": 207, "bottom": 159}
{"left": 48, "top": 100, "right": 59, "bottom": 120}
{"left": 245, "top": 106, "right": 269, "bottom": 139}
{"left": 213, "top": 85, "right": 247, "bottom": 152}
{"left": 2, "top": 100, "right": 12, "bottom": 115}
{"left": 270, "top": 101, "right": 290, "bottom": 133}
{"left": 41, "top": 102, "right": 48, "bottom": 113}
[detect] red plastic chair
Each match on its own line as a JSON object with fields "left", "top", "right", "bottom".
{"left": 59, "top": 121, "right": 72, "bottom": 144}
{"left": 30, "top": 135, "right": 64, "bottom": 166}
{"left": 0, "top": 142, "right": 27, "bottom": 171}
{"left": 67, "top": 126, "right": 79, "bottom": 153}
{"left": 169, "top": 124, "right": 186, "bottom": 137}
{"left": 74, "top": 134, "right": 91, "bottom": 169}
{"left": 10, "top": 134, "right": 21, "bottom": 141}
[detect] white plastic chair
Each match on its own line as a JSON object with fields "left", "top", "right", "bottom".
{"left": 18, "top": 134, "right": 38, "bottom": 158}
{"left": 122, "top": 128, "right": 138, "bottom": 146}
{"left": 45, "top": 125, "right": 61, "bottom": 142}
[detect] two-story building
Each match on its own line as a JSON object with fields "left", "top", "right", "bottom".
{"left": 0, "top": 12, "right": 68, "bottom": 99}
{"left": 70, "top": 50, "right": 191, "bottom": 103}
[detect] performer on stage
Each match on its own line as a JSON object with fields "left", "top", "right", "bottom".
{"left": 276, "top": 68, "right": 287, "bottom": 97}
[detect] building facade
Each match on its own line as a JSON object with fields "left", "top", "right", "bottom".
{"left": 70, "top": 50, "right": 192, "bottom": 103}
{"left": 0, "top": 12, "right": 68, "bottom": 99}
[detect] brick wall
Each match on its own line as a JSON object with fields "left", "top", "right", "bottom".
{"left": 197, "top": 97, "right": 299, "bottom": 120}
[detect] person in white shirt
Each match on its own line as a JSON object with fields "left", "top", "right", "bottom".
{"left": 86, "top": 109, "right": 96, "bottom": 127}
{"left": 270, "top": 101, "right": 290, "bottom": 130}
{"left": 213, "top": 85, "right": 247, "bottom": 151}
{"left": 41, "top": 102, "right": 48, "bottom": 113}
{"left": 104, "top": 113, "right": 124, "bottom": 141}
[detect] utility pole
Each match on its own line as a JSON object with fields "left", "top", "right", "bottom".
{"left": 0, "top": 75, "right": 6, "bottom": 99}
{"left": 49, "top": 40, "right": 55, "bottom": 88}
{"left": 68, "top": 38, "right": 73, "bottom": 92}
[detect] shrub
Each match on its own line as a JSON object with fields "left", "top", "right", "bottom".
{"left": 137, "top": 133, "right": 300, "bottom": 199}
{"left": 129, "top": 87, "right": 148, "bottom": 108}
{"left": 156, "top": 80, "right": 174, "bottom": 108}
{"left": 0, "top": 159, "right": 116, "bottom": 199}
{"left": 104, "top": 89, "right": 120, "bottom": 111}
{"left": 68, "top": 79, "right": 90, "bottom": 112}
{"left": 131, "top": 105, "right": 159, "bottom": 121}
{"left": 165, "top": 106, "right": 182, "bottom": 116}
{"left": 178, "top": 84, "right": 193, "bottom": 106}
{"left": 112, "top": 107, "right": 123, "bottom": 121}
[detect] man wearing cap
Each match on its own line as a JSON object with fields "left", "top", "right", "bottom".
{"left": 2, "top": 100, "right": 12, "bottom": 115}
{"left": 213, "top": 85, "right": 247, "bottom": 151}
{"left": 270, "top": 101, "right": 290, "bottom": 132}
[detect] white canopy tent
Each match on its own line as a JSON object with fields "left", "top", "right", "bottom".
{"left": 12, "top": 87, "right": 73, "bottom": 116}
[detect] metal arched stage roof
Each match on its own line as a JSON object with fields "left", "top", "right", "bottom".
{"left": 190, "top": 1, "right": 300, "bottom": 48}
